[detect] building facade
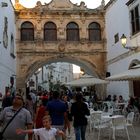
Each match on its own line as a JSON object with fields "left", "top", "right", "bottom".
{"left": 105, "top": 0, "right": 140, "bottom": 99}
{"left": 0, "top": 0, "right": 16, "bottom": 95}
{"left": 29, "top": 63, "right": 73, "bottom": 91}
{"left": 14, "top": 0, "right": 107, "bottom": 98}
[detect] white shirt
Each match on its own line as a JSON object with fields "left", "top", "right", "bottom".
{"left": 33, "top": 128, "right": 57, "bottom": 140}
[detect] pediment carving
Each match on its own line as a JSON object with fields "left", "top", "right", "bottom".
{"left": 48, "top": 0, "right": 73, "bottom": 9}
{"left": 36, "top": 0, "right": 88, "bottom": 10}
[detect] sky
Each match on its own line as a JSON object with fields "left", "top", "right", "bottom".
{"left": 11, "top": 0, "right": 110, "bottom": 9}
{"left": 11, "top": 0, "right": 110, "bottom": 73}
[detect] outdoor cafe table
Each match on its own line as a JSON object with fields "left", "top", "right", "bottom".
{"left": 102, "top": 114, "right": 124, "bottom": 119}
{"left": 90, "top": 109, "right": 103, "bottom": 114}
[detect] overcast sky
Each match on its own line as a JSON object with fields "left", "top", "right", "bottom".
{"left": 11, "top": 0, "right": 110, "bottom": 9}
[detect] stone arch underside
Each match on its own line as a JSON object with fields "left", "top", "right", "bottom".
{"left": 25, "top": 56, "right": 101, "bottom": 83}
{"left": 23, "top": 56, "right": 107, "bottom": 99}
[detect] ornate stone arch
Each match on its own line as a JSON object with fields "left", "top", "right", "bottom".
{"left": 25, "top": 56, "right": 101, "bottom": 83}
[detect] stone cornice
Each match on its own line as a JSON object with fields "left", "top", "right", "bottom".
{"left": 107, "top": 48, "right": 140, "bottom": 65}
{"left": 15, "top": 9, "right": 105, "bottom": 17}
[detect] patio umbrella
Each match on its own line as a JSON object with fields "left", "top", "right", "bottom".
{"left": 106, "top": 65, "right": 140, "bottom": 81}
{"left": 65, "top": 74, "right": 108, "bottom": 87}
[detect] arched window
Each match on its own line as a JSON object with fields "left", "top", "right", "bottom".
{"left": 44, "top": 22, "right": 57, "bottom": 41}
{"left": 66, "top": 22, "right": 79, "bottom": 41}
{"left": 88, "top": 22, "right": 101, "bottom": 41}
{"left": 21, "top": 21, "right": 34, "bottom": 41}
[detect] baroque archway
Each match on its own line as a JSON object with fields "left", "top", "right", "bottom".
{"left": 15, "top": 0, "right": 107, "bottom": 96}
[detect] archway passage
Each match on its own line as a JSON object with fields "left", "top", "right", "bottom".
{"left": 16, "top": 56, "right": 106, "bottom": 88}
{"left": 23, "top": 58, "right": 107, "bottom": 100}
{"left": 15, "top": 0, "right": 107, "bottom": 97}
{"left": 26, "top": 57, "right": 101, "bottom": 82}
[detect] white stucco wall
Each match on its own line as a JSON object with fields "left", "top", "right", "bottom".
{"left": 106, "top": 0, "right": 130, "bottom": 60}
{"left": 105, "top": 0, "right": 140, "bottom": 100}
{"left": 0, "top": 0, "right": 16, "bottom": 95}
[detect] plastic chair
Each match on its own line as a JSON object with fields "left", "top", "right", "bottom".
{"left": 97, "top": 118, "right": 112, "bottom": 140}
{"left": 91, "top": 112, "right": 111, "bottom": 140}
{"left": 90, "top": 112, "right": 102, "bottom": 131}
{"left": 126, "top": 112, "right": 136, "bottom": 136}
{"left": 111, "top": 116, "right": 130, "bottom": 140}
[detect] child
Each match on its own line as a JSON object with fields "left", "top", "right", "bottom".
{"left": 16, "top": 115, "right": 65, "bottom": 140}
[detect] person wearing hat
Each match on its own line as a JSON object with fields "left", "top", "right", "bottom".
{"left": 0, "top": 94, "right": 33, "bottom": 140}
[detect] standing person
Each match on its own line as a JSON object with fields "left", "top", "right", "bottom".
{"left": 29, "top": 90, "right": 37, "bottom": 113}
{"left": 35, "top": 99, "right": 47, "bottom": 128}
{"left": 16, "top": 115, "right": 65, "bottom": 140}
{"left": 2, "top": 88, "right": 13, "bottom": 109}
{"left": 0, "top": 94, "right": 33, "bottom": 140}
{"left": 71, "top": 93, "right": 90, "bottom": 140}
{"left": 62, "top": 95, "right": 72, "bottom": 138}
{"left": 25, "top": 94, "right": 34, "bottom": 119}
{"left": 47, "top": 91, "right": 67, "bottom": 140}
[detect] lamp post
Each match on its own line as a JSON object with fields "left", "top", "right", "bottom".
{"left": 120, "top": 34, "right": 138, "bottom": 50}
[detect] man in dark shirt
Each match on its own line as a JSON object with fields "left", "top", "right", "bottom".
{"left": 47, "top": 91, "right": 67, "bottom": 140}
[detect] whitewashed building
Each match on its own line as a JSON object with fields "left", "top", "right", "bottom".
{"left": 29, "top": 63, "right": 73, "bottom": 91}
{"left": 0, "top": 0, "right": 16, "bottom": 95}
{"left": 105, "top": 0, "right": 140, "bottom": 100}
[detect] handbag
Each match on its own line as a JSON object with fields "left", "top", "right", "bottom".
{"left": 0, "top": 108, "right": 22, "bottom": 140}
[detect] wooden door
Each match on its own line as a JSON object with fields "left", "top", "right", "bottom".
{"left": 133, "top": 81, "right": 140, "bottom": 97}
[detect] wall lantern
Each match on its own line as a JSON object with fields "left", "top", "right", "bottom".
{"left": 120, "top": 34, "right": 138, "bottom": 50}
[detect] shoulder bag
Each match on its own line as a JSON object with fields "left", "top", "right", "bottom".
{"left": 0, "top": 107, "right": 22, "bottom": 140}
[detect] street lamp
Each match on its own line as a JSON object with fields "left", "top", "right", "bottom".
{"left": 120, "top": 34, "right": 138, "bottom": 50}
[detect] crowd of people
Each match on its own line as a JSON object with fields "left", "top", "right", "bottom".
{"left": 105, "top": 94, "right": 140, "bottom": 115}
{"left": 0, "top": 86, "right": 140, "bottom": 140}
{"left": 0, "top": 89, "right": 90, "bottom": 140}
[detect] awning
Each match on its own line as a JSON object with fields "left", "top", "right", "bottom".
{"left": 106, "top": 66, "right": 140, "bottom": 81}
{"left": 65, "top": 74, "right": 108, "bottom": 87}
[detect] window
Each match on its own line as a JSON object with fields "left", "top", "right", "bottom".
{"left": 44, "top": 22, "right": 57, "bottom": 41}
{"left": 10, "top": 34, "right": 15, "bottom": 58}
{"left": 88, "top": 22, "right": 101, "bottom": 41}
{"left": 130, "top": 5, "right": 140, "bottom": 35}
{"left": 114, "top": 33, "right": 119, "bottom": 43}
{"left": 21, "top": 21, "right": 34, "bottom": 41}
{"left": 66, "top": 22, "right": 79, "bottom": 41}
